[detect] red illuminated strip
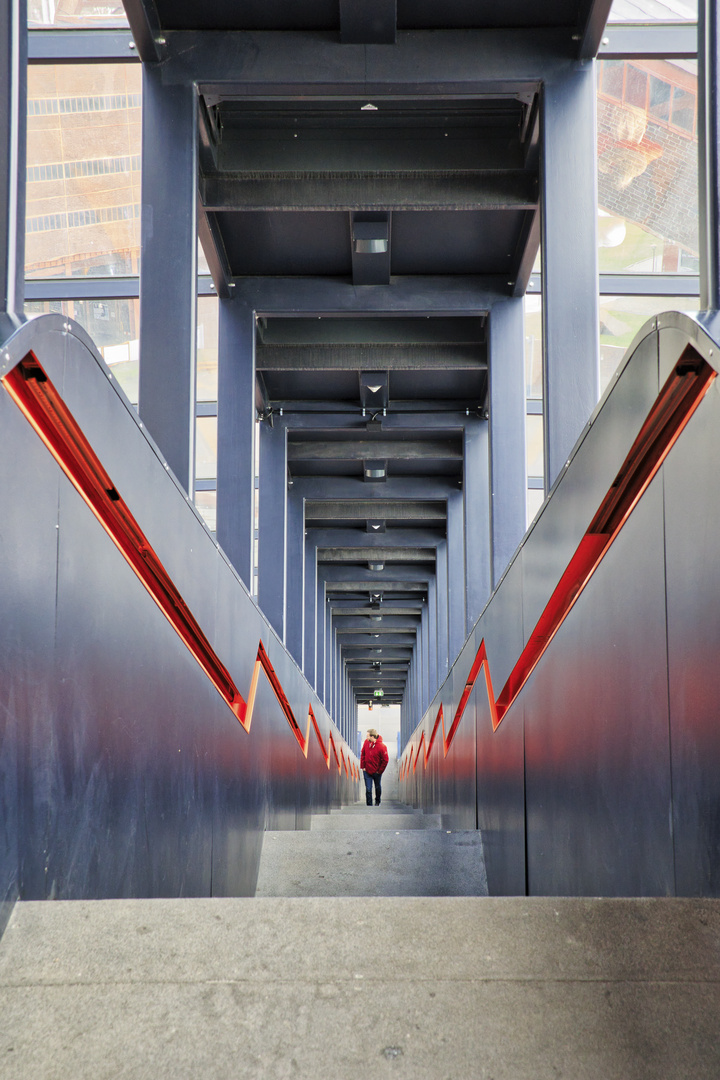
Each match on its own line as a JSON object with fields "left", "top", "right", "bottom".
{"left": 2, "top": 353, "right": 358, "bottom": 780}
{"left": 400, "top": 348, "right": 716, "bottom": 779}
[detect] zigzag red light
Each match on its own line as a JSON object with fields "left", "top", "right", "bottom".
{"left": 2, "top": 353, "right": 358, "bottom": 779}
{"left": 401, "top": 347, "right": 716, "bottom": 776}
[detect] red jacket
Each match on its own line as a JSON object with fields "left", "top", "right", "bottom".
{"left": 361, "top": 736, "right": 389, "bottom": 775}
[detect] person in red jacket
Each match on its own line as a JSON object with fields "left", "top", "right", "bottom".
{"left": 360, "top": 728, "right": 389, "bottom": 806}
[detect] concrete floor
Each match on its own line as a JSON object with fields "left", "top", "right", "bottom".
{"left": 1, "top": 895, "right": 719, "bottom": 1079}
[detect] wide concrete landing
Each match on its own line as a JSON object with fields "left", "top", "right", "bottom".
{"left": 1, "top": 897, "right": 719, "bottom": 1080}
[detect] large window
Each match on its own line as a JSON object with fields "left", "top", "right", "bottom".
{"left": 26, "top": 63, "right": 141, "bottom": 278}
{"left": 597, "top": 59, "right": 698, "bottom": 274}
{"left": 28, "top": 3, "right": 128, "bottom": 28}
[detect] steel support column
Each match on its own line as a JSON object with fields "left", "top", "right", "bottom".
{"left": 286, "top": 489, "right": 305, "bottom": 666}
{"left": 428, "top": 575, "right": 439, "bottom": 702}
{"left": 304, "top": 536, "right": 318, "bottom": 688}
{"left": 699, "top": 0, "right": 720, "bottom": 310}
{"left": 447, "top": 490, "right": 466, "bottom": 661}
{"left": 489, "top": 298, "right": 526, "bottom": 586}
{"left": 0, "top": 0, "right": 26, "bottom": 342}
{"left": 316, "top": 574, "right": 326, "bottom": 703}
{"left": 541, "top": 63, "right": 599, "bottom": 489}
{"left": 436, "top": 539, "right": 450, "bottom": 682}
{"left": 257, "top": 419, "right": 287, "bottom": 641}
{"left": 217, "top": 301, "right": 256, "bottom": 589}
{"left": 138, "top": 71, "right": 197, "bottom": 492}
{"left": 464, "top": 417, "right": 492, "bottom": 627}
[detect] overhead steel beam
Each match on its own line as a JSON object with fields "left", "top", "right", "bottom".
{"left": 318, "top": 547, "right": 436, "bottom": 563}
{"left": 201, "top": 171, "right": 537, "bottom": 212}
{"left": 598, "top": 24, "right": 697, "bottom": 59}
{"left": 288, "top": 439, "right": 462, "bottom": 462}
{"left": 232, "top": 275, "right": 508, "bottom": 314}
{"left": 340, "top": 0, "right": 396, "bottom": 44}
{"left": 257, "top": 345, "right": 486, "bottom": 371}
{"left": 160, "top": 29, "right": 571, "bottom": 93}
{"left": 305, "top": 500, "right": 446, "bottom": 523}
{"left": 576, "top": 0, "right": 614, "bottom": 59}
{"left": 257, "top": 316, "right": 485, "bottom": 346}
{"left": 120, "top": 0, "right": 163, "bottom": 62}
{"left": 28, "top": 29, "right": 139, "bottom": 61}
{"left": 215, "top": 133, "right": 525, "bottom": 176}
{"left": 293, "top": 476, "right": 456, "bottom": 499}
{"left": 307, "top": 528, "right": 444, "bottom": 547}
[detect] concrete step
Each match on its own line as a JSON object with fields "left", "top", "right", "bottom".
{"left": 1, "top": 896, "right": 719, "bottom": 1080}
{"left": 311, "top": 800, "right": 441, "bottom": 831}
{"left": 255, "top": 828, "right": 488, "bottom": 897}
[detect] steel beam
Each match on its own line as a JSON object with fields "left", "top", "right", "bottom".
{"left": 541, "top": 62, "right": 599, "bottom": 488}
{"left": 489, "top": 298, "right": 527, "bottom": 585}
{"left": 1, "top": 0, "right": 26, "bottom": 342}
{"left": 138, "top": 70, "right": 197, "bottom": 493}
{"left": 216, "top": 301, "right": 256, "bottom": 588}
{"left": 159, "top": 29, "right": 570, "bottom": 93}
{"left": 257, "top": 344, "right": 486, "bottom": 371}
{"left": 121, "top": 0, "right": 163, "bottom": 62}
{"left": 232, "top": 275, "right": 507, "bottom": 315}
{"left": 28, "top": 29, "right": 139, "bottom": 61}
{"left": 202, "top": 171, "right": 537, "bottom": 212}
{"left": 304, "top": 499, "right": 446, "bottom": 524}
{"left": 577, "top": 0, "right": 614, "bottom": 60}
{"left": 288, "top": 439, "right": 462, "bottom": 462}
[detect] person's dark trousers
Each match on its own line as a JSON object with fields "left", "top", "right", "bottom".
{"left": 363, "top": 770, "right": 382, "bottom": 805}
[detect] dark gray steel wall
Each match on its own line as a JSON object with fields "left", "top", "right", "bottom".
{"left": 0, "top": 316, "right": 358, "bottom": 902}
{"left": 400, "top": 312, "right": 720, "bottom": 897}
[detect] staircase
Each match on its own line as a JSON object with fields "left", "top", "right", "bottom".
{"left": 1, "top": 773, "right": 719, "bottom": 1080}
{"left": 255, "top": 768, "right": 488, "bottom": 898}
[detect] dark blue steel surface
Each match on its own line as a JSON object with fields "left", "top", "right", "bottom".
{"left": 401, "top": 312, "right": 720, "bottom": 897}
{"left": 662, "top": 337, "right": 720, "bottom": 895}
{"left": 473, "top": 556, "right": 526, "bottom": 896}
{"left": 524, "top": 479, "right": 675, "bottom": 896}
{"left": 0, "top": 315, "right": 358, "bottom": 902}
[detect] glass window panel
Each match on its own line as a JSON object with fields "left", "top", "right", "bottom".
{"left": 648, "top": 77, "right": 671, "bottom": 123}
{"left": 28, "top": 1, "right": 128, "bottom": 26}
{"left": 625, "top": 66, "right": 648, "bottom": 109}
{"left": 526, "top": 414, "right": 544, "bottom": 480}
{"left": 599, "top": 294, "right": 699, "bottom": 393}
{"left": 602, "top": 61, "right": 624, "bottom": 101}
{"left": 196, "top": 296, "right": 219, "bottom": 401}
{"left": 524, "top": 294, "right": 542, "bottom": 399}
{"left": 608, "top": 0, "right": 696, "bottom": 21}
{"left": 527, "top": 488, "right": 545, "bottom": 529}
{"left": 26, "top": 64, "right": 141, "bottom": 279}
{"left": 195, "top": 417, "right": 217, "bottom": 481}
{"left": 597, "top": 60, "right": 698, "bottom": 273}
{"left": 194, "top": 490, "right": 217, "bottom": 534}
{"left": 25, "top": 297, "right": 140, "bottom": 403}
{"left": 671, "top": 85, "right": 695, "bottom": 132}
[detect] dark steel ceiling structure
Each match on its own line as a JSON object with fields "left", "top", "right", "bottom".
{"left": 123, "top": 0, "right": 611, "bottom": 711}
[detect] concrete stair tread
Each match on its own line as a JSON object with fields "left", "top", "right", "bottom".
{"left": 1, "top": 897, "right": 719, "bottom": 1080}
{"left": 254, "top": 829, "right": 488, "bottom": 897}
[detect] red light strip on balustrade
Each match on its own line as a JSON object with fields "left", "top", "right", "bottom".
{"left": 2, "top": 353, "right": 358, "bottom": 780}
{"left": 400, "top": 347, "right": 715, "bottom": 780}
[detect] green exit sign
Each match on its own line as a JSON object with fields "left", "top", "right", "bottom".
{"left": 374, "top": 688, "right": 384, "bottom": 698}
